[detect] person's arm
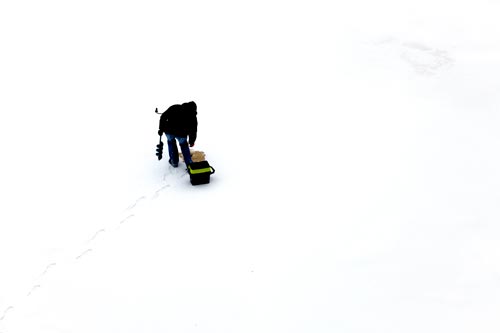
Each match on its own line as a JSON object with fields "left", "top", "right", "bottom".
{"left": 188, "top": 114, "right": 198, "bottom": 146}
{"left": 158, "top": 107, "right": 171, "bottom": 136}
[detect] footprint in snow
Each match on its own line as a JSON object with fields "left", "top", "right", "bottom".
{"left": 27, "top": 285, "right": 41, "bottom": 297}
{"left": 400, "top": 41, "right": 454, "bottom": 75}
{"left": 39, "top": 263, "right": 57, "bottom": 277}
{"left": 0, "top": 306, "right": 13, "bottom": 321}
{"left": 126, "top": 196, "right": 147, "bottom": 211}
{"left": 375, "top": 38, "right": 454, "bottom": 76}
{"left": 75, "top": 249, "right": 93, "bottom": 260}
{"left": 152, "top": 184, "right": 171, "bottom": 199}
{"left": 119, "top": 214, "right": 135, "bottom": 225}
{"left": 87, "top": 229, "right": 105, "bottom": 243}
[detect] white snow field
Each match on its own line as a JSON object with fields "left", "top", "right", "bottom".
{"left": 1, "top": 0, "right": 500, "bottom": 332}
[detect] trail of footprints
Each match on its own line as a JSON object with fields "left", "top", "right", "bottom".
{"left": 0, "top": 179, "right": 173, "bottom": 328}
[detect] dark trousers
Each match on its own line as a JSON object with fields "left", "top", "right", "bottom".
{"left": 165, "top": 134, "right": 192, "bottom": 165}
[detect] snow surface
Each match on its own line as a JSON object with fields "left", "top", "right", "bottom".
{"left": 1, "top": 0, "right": 500, "bottom": 332}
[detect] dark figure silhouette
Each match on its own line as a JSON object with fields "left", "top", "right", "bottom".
{"left": 158, "top": 101, "right": 198, "bottom": 167}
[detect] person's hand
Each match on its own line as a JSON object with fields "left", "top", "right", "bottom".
{"left": 189, "top": 143, "right": 195, "bottom": 147}
{"left": 158, "top": 130, "right": 163, "bottom": 136}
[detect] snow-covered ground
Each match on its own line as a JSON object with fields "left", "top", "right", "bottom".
{"left": 1, "top": 0, "right": 500, "bottom": 332}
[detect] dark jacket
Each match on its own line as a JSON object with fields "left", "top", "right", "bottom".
{"left": 159, "top": 101, "right": 198, "bottom": 145}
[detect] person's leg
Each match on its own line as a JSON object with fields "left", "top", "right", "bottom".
{"left": 165, "top": 134, "right": 179, "bottom": 167}
{"left": 177, "top": 136, "right": 193, "bottom": 165}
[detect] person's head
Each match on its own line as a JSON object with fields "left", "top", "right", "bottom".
{"left": 182, "top": 101, "right": 197, "bottom": 113}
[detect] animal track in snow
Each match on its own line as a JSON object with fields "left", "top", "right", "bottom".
{"left": 375, "top": 38, "right": 454, "bottom": 76}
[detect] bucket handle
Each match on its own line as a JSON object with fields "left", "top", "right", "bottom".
{"left": 210, "top": 166, "right": 215, "bottom": 174}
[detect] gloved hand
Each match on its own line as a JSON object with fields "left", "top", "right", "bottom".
{"left": 189, "top": 142, "right": 195, "bottom": 147}
{"left": 158, "top": 130, "right": 163, "bottom": 136}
